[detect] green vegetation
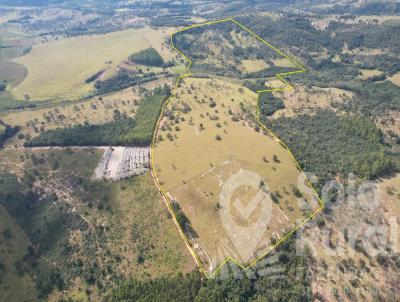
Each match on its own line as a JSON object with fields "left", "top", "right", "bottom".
{"left": 259, "top": 93, "right": 285, "bottom": 116}
{"left": 25, "top": 86, "right": 170, "bottom": 146}
{"left": 85, "top": 70, "right": 104, "bottom": 83}
{"left": 172, "top": 20, "right": 295, "bottom": 78}
{"left": 333, "top": 22, "right": 400, "bottom": 54}
{"left": 109, "top": 235, "right": 312, "bottom": 301}
{"left": 0, "top": 148, "right": 191, "bottom": 300}
{"left": 0, "top": 120, "right": 19, "bottom": 147}
{"left": 336, "top": 81, "right": 400, "bottom": 116}
{"left": 129, "top": 47, "right": 164, "bottom": 67}
{"left": 25, "top": 117, "right": 136, "bottom": 147}
{"left": 265, "top": 110, "right": 393, "bottom": 185}
{"left": 0, "top": 149, "right": 101, "bottom": 299}
{"left": 243, "top": 79, "right": 268, "bottom": 92}
{"left": 0, "top": 98, "right": 37, "bottom": 112}
{"left": 94, "top": 71, "right": 158, "bottom": 94}
{"left": 109, "top": 272, "right": 201, "bottom": 301}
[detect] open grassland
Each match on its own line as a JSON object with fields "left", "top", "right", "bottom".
{"left": 356, "top": 68, "right": 384, "bottom": 80}
{"left": 0, "top": 147, "right": 192, "bottom": 301}
{"left": 11, "top": 27, "right": 172, "bottom": 101}
{"left": 241, "top": 59, "right": 269, "bottom": 72}
{"left": 153, "top": 77, "right": 320, "bottom": 274}
{"left": 0, "top": 25, "right": 36, "bottom": 107}
{"left": 271, "top": 85, "right": 353, "bottom": 118}
{"left": 272, "top": 58, "right": 297, "bottom": 68}
{"left": 0, "top": 60, "right": 27, "bottom": 86}
{"left": 388, "top": 72, "right": 400, "bottom": 86}
{"left": 1, "top": 86, "right": 142, "bottom": 147}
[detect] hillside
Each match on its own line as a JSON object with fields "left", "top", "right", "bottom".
{"left": 0, "top": 1, "right": 399, "bottom": 301}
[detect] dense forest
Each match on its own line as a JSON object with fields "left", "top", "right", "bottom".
{"left": 336, "top": 81, "right": 400, "bottom": 116}
{"left": 107, "top": 235, "right": 312, "bottom": 302}
{"left": 25, "top": 86, "right": 170, "bottom": 147}
{"left": 264, "top": 110, "right": 394, "bottom": 186}
{"left": 259, "top": 93, "right": 285, "bottom": 116}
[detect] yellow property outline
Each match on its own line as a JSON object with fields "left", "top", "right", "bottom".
{"left": 150, "top": 17, "right": 324, "bottom": 279}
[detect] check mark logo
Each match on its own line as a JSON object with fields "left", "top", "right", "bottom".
{"left": 233, "top": 193, "right": 263, "bottom": 221}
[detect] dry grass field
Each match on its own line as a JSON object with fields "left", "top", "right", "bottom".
{"left": 272, "top": 58, "right": 297, "bottom": 68}
{"left": 153, "top": 77, "right": 321, "bottom": 274}
{"left": 356, "top": 68, "right": 383, "bottom": 80}
{"left": 271, "top": 85, "right": 353, "bottom": 118}
{"left": 388, "top": 72, "right": 400, "bottom": 86}
{"left": 241, "top": 59, "right": 269, "bottom": 72}
{"left": 11, "top": 27, "right": 172, "bottom": 101}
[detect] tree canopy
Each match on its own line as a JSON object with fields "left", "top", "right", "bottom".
{"left": 129, "top": 48, "right": 164, "bottom": 67}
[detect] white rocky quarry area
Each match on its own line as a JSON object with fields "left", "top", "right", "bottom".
{"left": 94, "top": 146, "right": 150, "bottom": 180}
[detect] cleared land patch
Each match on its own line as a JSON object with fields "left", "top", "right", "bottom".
{"left": 357, "top": 68, "right": 384, "bottom": 80}
{"left": 270, "top": 85, "right": 353, "bottom": 118}
{"left": 152, "top": 18, "right": 322, "bottom": 277}
{"left": 153, "top": 77, "right": 321, "bottom": 275}
{"left": 241, "top": 59, "right": 269, "bottom": 72}
{"left": 388, "top": 72, "right": 400, "bottom": 86}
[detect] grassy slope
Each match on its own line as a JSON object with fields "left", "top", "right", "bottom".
{"left": 0, "top": 148, "right": 192, "bottom": 301}
{"left": 0, "top": 25, "right": 33, "bottom": 110}
{"left": 11, "top": 28, "right": 157, "bottom": 101}
{"left": 0, "top": 206, "right": 38, "bottom": 301}
{"left": 11, "top": 29, "right": 145, "bottom": 101}
{"left": 153, "top": 77, "right": 320, "bottom": 270}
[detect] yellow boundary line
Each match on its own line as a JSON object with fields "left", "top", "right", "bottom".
{"left": 149, "top": 17, "right": 324, "bottom": 279}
